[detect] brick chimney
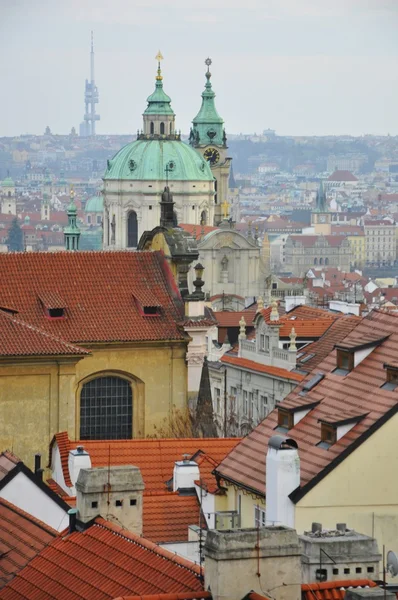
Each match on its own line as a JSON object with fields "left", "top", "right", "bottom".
{"left": 75, "top": 465, "right": 145, "bottom": 534}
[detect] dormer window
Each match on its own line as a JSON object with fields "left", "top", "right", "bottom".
{"left": 277, "top": 408, "right": 293, "bottom": 431}
{"left": 132, "top": 290, "right": 161, "bottom": 317}
{"left": 320, "top": 423, "right": 337, "bottom": 448}
{"left": 381, "top": 364, "right": 398, "bottom": 391}
{"left": 317, "top": 410, "right": 367, "bottom": 449}
{"left": 38, "top": 292, "right": 66, "bottom": 320}
{"left": 334, "top": 349, "right": 354, "bottom": 375}
{"left": 334, "top": 336, "right": 388, "bottom": 376}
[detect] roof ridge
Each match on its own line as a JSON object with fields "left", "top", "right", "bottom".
{"left": 94, "top": 518, "right": 203, "bottom": 575}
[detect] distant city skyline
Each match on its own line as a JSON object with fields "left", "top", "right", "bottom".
{"left": 1, "top": 0, "right": 398, "bottom": 137}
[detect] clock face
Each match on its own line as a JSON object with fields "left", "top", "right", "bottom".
{"left": 203, "top": 147, "right": 220, "bottom": 166}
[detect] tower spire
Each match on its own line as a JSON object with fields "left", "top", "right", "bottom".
{"left": 64, "top": 188, "right": 81, "bottom": 251}
{"left": 81, "top": 31, "right": 100, "bottom": 136}
{"left": 190, "top": 58, "right": 225, "bottom": 148}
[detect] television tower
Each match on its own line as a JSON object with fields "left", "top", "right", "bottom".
{"left": 81, "top": 32, "right": 100, "bottom": 136}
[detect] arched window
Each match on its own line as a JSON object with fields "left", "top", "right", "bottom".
{"left": 127, "top": 211, "right": 138, "bottom": 247}
{"left": 150, "top": 122, "right": 154, "bottom": 135}
{"left": 325, "top": 257, "right": 329, "bottom": 265}
{"left": 214, "top": 178, "right": 218, "bottom": 204}
{"left": 314, "top": 257, "right": 318, "bottom": 265}
{"left": 319, "top": 257, "right": 323, "bottom": 265}
{"left": 160, "top": 122, "right": 165, "bottom": 135}
{"left": 80, "top": 375, "right": 132, "bottom": 440}
{"left": 201, "top": 210, "right": 207, "bottom": 225}
{"left": 170, "top": 122, "right": 172, "bottom": 134}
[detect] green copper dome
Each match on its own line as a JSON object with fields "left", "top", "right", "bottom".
{"left": 85, "top": 195, "right": 104, "bottom": 212}
{"left": 1, "top": 176, "right": 15, "bottom": 187}
{"left": 143, "top": 59, "right": 175, "bottom": 116}
{"left": 104, "top": 139, "right": 213, "bottom": 182}
{"left": 191, "top": 61, "right": 225, "bottom": 148}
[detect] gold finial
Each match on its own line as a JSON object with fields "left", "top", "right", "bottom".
{"left": 221, "top": 199, "right": 229, "bottom": 220}
{"left": 70, "top": 186, "right": 75, "bottom": 200}
{"left": 155, "top": 50, "right": 164, "bottom": 81}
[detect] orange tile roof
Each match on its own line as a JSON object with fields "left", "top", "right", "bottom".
{"left": 302, "top": 580, "right": 377, "bottom": 600}
{"left": 0, "top": 251, "right": 186, "bottom": 344}
{"left": 0, "top": 451, "right": 20, "bottom": 481}
{"left": 143, "top": 492, "right": 200, "bottom": 543}
{"left": 52, "top": 434, "right": 241, "bottom": 493}
{"left": 179, "top": 223, "right": 218, "bottom": 240}
{"left": 260, "top": 305, "right": 338, "bottom": 338}
{"left": 113, "top": 594, "right": 211, "bottom": 600}
{"left": 214, "top": 309, "right": 257, "bottom": 327}
{"left": 0, "top": 518, "right": 203, "bottom": 599}
{"left": 221, "top": 354, "right": 305, "bottom": 382}
{"left": 328, "top": 170, "right": 358, "bottom": 182}
{"left": 0, "top": 310, "right": 90, "bottom": 358}
{"left": 216, "top": 309, "right": 398, "bottom": 498}
{"left": 0, "top": 498, "right": 57, "bottom": 589}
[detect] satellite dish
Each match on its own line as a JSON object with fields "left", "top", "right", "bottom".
{"left": 387, "top": 551, "right": 398, "bottom": 577}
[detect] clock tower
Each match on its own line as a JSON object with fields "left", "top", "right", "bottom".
{"left": 311, "top": 180, "right": 332, "bottom": 235}
{"left": 190, "top": 58, "right": 231, "bottom": 226}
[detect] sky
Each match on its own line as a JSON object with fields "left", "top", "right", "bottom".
{"left": 1, "top": 0, "right": 398, "bottom": 137}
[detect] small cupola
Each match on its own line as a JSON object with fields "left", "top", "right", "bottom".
{"left": 141, "top": 51, "right": 176, "bottom": 138}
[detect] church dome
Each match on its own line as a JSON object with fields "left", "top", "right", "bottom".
{"left": 1, "top": 177, "right": 15, "bottom": 187}
{"left": 104, "top": 139, "right": 213, "bottom": 182}
{"left": 85, "top": 195, "right": 103, "bottom": 212}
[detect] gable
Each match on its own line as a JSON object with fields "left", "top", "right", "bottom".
{"left": 199, "top": 230, "right": 258, "bottom": 250}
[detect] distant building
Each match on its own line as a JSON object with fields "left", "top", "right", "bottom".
{"left": 364, "top": 219, "right": 396, "bottom": 266}
{"left": 285, "top": 234, "right": 351, "bottom": 276}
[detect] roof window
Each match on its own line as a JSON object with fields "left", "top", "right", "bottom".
{"left": 334, "top": 336, "right": 389, "bottom": 376}
{"left": 381, "top": 363, "right": 398, "bottom": 391}
{"left": 299, "top": 373, "right": 324, "bottom": 396}
{"left": 39, "top": 292, "right": 66, "bottom": 320}
{"left": 317, "top": 410, "right": 367, "bottom": 449}
{"left": 276, "top": 408, "right": 293, "bottom": 432}
{"left": 300, "top": 353, "right": 315, "bottom": 364}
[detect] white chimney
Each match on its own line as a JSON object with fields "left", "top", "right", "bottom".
{"left": 266, "top": 435, "right": 300, "bottom": 528}
{"left": 68, "top": 446, "right": 91, "bottom": 493}
{"left": 173, "top": 456, "right": 200, "bottom": 492}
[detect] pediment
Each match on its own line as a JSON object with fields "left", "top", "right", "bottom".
{"left": 199, "top": 230, "right": 258, "bottom": 250}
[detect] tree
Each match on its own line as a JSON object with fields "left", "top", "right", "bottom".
{"left": 146, "top": 404, "right": 194, "bottom": 439}
{"left": 6, "top": 218, "right": 23, "bottom": 252}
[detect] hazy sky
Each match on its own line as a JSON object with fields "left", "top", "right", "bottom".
{"left": 1, "top": 0, "right": 398, "bottom": 137}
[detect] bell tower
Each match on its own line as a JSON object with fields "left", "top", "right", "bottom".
{"left": 311, "top": 180, "right": 331, "bottom": 235}
{"left": 190, "top": 58, "right": 231, "bottom": 226}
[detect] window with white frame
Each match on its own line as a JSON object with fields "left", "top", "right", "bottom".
{"left": 249, "top": 392, "right": 255, "bottom": 419}
{"left": 254, "top": 505, "right": 266, "bottom": 528}
{"left": 260, "top": 395, "right": 268, "bottom": 419}
{"left": 243, "top": 390, "right": 248, "bottom": 415}
{"left": 214, "top": 387, "right": 221, "bottom": 414}
{"left": 230, "top": 387, "right": 237, "bottom": 414}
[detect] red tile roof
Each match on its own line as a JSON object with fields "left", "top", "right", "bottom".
{"left": 0, "top": 451, "right": 20, "bottom": 481}
{"left": 0, "top": 310, "right": 90, "bottom": 358}
{"left": 288, "top": 235, "right": 348, "bottom": 248}
{"left": 179, "top": 224, "right": 218, "bottom": 240}
{"left": 0, "top": 251, "right": 186, "bottom": 344}
{"left": 0, "top": 518, "right": 203, "bottom": 599}
{"left": 221, "top": 354, "right": 305, "bottom": 382}
{"left": 112, "top": 594, "right": 211, "bottom": 600}
{"left": 302, "top": 580, "right": 377, "bottom": 600}
{"left": 0, "top": 498, "right": 57, "bottom": 589}
{"left": 214, "top": 310, "right": 257, "bottom": 327}
{"left": 260, "top": 304, "right": 338, "bottom": 338}
{"left": 297, "top": 315, "right": 360, "bottom": 372}
{"left": 216, "top": 309, "right": 398, "bottom": 498}
{"left": 328, "top": 170, "right": 358, "bottom": 182}
{"left": 143, "top": 492, "right": 200, "bottom": 543}
{"left": 51, "top": 434, "right": 241, "bottom": 493}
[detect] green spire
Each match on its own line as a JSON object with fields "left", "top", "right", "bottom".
{"left": 64, "top": 189, "right": 81, "bottom": 251}
{"left": 191, "top": 58, "right": 225, "bottom": 147}
{"left": 143, "top": 51, "right": 175, "bottom": 116}
{"left": 315, "top": 180, "right": 327, "bottom": 212}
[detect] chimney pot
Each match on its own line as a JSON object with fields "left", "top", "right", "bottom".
{"left": 77, "top": 445, "right": 84, "bottom": 454}
{"left": 336, "top": 522, "right": 346, "bottom": 533}
{"left": 34, "top": 453, "right": 41, "bottom": 475}
{"left": 312, "top": 522, "right": 322, "bottom": 534}
{"left": 68, "top": 508, "right": 78, "bottom": 534}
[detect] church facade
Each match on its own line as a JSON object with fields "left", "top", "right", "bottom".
{"left": 102, "top": 56, "right": 231, "bottom": 249}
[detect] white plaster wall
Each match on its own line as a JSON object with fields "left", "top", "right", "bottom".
{"left": 195, "top": 483, "right": 216, "bottom": 529}
{"left": 266, "top": 447, "right": 300, "bottom": 528}
{"left": 161, "top": 541, "right": 200, "bottom": 565}
{"left": 51, "top": 443, "right": 72, "bottom": 496}
{"left": 1, "top": 472, "right": 69, "bottom": 531}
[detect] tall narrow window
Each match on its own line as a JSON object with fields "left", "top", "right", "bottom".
{"left": 127, "top": 211, "right": 138, "bottom": 248}
{"left": 80, "top": 376, "right": 133, "bottom": 440}
{"left": 160, "top": 122, "right": 165, "bottom": 134}
{"left": 150, "top": 122, "right": 154, "bottom": 134}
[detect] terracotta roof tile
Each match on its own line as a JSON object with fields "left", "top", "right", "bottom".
{"left": 0, "top": 518, "right": 203, "bottom": 599}
{"left": 179, "top": 224, "right": 218, "bottom": 240}
{"left": 0, "top": 498, "right": 57, "bottom": 589}
{"left": 143, "top": 492, "right": 200, "bottom": 543}
{"left": 221, "top": 355, "right": 305, "bottom": 382}
{"left": 302, "top": 580, "right": 377, "bottom": 600}
{"left": 52, "top": 435, "right": 241, "bottom": 493}
{"left": 327, "top": 170, "right": 358, "bottom": 182}
{"left": 0, "top": 251, "right": 185, "bottom": 344}
{"left": 214, "top": 310, "right": 257, "bottom": 327}
{"left": 112, "top": 594, "right": 211, "bottom": 600}
{"left": 0, "top": 451, "right": 20, "bottom": 481}
{"left": 216, "top": 309, "right": 398, "bottom": 498}
{"left": 0, "top": 311, "right": 90, "bottom": 358}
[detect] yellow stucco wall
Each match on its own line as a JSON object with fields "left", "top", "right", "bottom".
{"left": 295, "top": 410, "right": 398, "bottom": 555}
{"left": 216, "top": 480, "right": 266, "bottom": 528}
{"left": 0, "top": 341, "right": 187, "bottom": 469}
{"left": 347, "top": 235, "right": 365, "bottom": 268}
